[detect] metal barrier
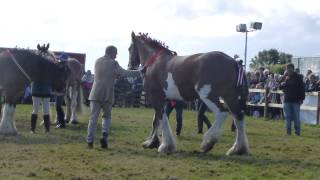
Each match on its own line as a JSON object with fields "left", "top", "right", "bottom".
{"left": 246, "top": 89, "right": 320, "bottom": 124}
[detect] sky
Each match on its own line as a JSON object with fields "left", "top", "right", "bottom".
{"left": 1, "top": 0, "right": 320, "bottom": 71}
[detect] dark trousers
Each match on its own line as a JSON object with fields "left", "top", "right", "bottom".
{"left": 165, "top": 101, "right": 183, "bottom": 135}
{"left": 197, "top": 101, "right": 212, "bottom": 133}
{"left": 56, "top": 95, "right": 65, "bottom": 125}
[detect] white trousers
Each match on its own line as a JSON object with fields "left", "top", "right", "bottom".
{"left": 32, "top": 97, "right": 50, "bottom": 115}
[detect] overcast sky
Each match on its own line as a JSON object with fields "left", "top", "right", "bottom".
{"left": 1, "top": 0, "right": 320, "bottom": 71}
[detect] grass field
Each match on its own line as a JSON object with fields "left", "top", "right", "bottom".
{"left": 0, "top": 105, "right": 320, "bottom": 179}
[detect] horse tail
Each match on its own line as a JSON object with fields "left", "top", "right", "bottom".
{"left": 76, "top": 81, "right": 83, "bottom": 114}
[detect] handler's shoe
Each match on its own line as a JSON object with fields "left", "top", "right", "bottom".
{"left": 55, "top": 123, "right": 66, "bottom": 129}
{"left": 87, "top": 142, "right": 93, "bottom": 149}
{"left": 100, "top": 138, "right": 108, "bottom": 149}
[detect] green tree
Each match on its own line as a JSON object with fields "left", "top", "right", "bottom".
{"left": 249, "top": 49, "right": 292, "bottom": 71}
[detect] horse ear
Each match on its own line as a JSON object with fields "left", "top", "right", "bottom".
{"left": 46, "top": 43, "right": 50, "bottom": 50}
{"left": 131, "top": 31, "right": 136, "bottom": 39}
{"left": 37, "top": 44, "right": 40, "bottom": 50}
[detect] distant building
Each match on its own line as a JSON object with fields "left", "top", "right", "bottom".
{"left": 292, "top": 57, "right": 320, "bottom": 76}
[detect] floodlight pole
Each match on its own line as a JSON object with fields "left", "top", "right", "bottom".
{"left": 244, "top": 31, "right": 248, "bottom": 71}
{"left": 237, "top": 22, "right": 262, "bottom": 71}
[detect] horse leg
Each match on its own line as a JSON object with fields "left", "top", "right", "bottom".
{"left": 142, "top": 113, "right": 161, "bottom": 149}
{"left": 223, "top": 95, "right": 250, "bottom": 156}
{"left": 197, "top": 84, "right": 228, "bottom": 153}
{"left": 0, "top": 103, "right": 18, "bottom": 135}
{"left": 158, "top": 109, "right": 176, "bottom": 154}
{"left": 70, "top": 87, "right": 79, "bottom": 124}
{"left": 64, "top": 88, "right": 71, "bottom": 123}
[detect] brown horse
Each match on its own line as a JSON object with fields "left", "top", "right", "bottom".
{"left": 36, "top": 44, "right": 83, "bottom": 124}
{"left": 0, "top": 48, "right": 70, "bottom": 135}
{"left": 128, "top": 32, "right": 249, "bottom": 155}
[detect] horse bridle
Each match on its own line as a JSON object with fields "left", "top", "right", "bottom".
{"left": 5, "top": 49, "right": 32, "bottom": 82}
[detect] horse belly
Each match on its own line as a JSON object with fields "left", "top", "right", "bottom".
{"left": 163, "top": 73, "right": 184, "bottom": 101}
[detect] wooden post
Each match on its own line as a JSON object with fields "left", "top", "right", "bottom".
{"left": 264, "top": 88, "right": 269, "bottom": 118}
{"left": 317, "top": 92, "right": 320, "bottom": 125}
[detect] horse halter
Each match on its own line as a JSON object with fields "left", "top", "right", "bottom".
{"left": 5, "top": 49, "right": 32, "bottom": 82}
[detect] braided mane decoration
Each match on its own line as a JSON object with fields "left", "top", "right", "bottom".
{"left": 138, "top": 33, "right": 177, "bottom": 55}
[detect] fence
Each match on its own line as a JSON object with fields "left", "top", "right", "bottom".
{"left": 246, "top": 89, "right": 320, "bottom": 125}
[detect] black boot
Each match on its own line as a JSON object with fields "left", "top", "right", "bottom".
{"left": 231, "top": 121, "right": 236, "bottom": 132}
{"left": 100, "top": 132, "right": 108, "bottom": 149}
{"left": 43, "top": 115, "right": 50, "bottom": 133}
{"left": 30, "top": 114, "right": 37, "bottom": 133}
{"left": 87, "top": 142, "right": 93, "bottom": 149}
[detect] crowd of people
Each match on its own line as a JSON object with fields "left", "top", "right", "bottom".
{"left": 245, "top": 66, "right": 318, "bottom": 118}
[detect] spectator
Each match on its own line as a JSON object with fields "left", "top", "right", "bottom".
{"left": 81, "top": 70, "right": 94, "bottom": 106}
{"left": 305, "top": 74, "right": 320, "bottom": 92}
{"left": 279, "top": 63, "right": 305, "bottom": 136}
{"left": 22, "top": 85, "right": 32, "bottom": 104}
{"left": 196, "top": 99, "right": 211, "bottom": 134}
{"left": 164, "top": 100, "right": 185, "bottom": 136}
{"left": 304, "top": 69, "right": 313, "bottom": 83}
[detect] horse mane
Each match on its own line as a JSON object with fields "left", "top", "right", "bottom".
{"left": 137, "top": 33, "right": 177, "bottom": 55}
{"left": 11, "top": 49, "right": 56, "bottom": 65}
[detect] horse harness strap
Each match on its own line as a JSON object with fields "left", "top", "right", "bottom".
{"left": 144, "top": 49, "right": 164, "bottom": 68}
{"left": 237, "top": 63, "right": 245, "bottom": 87}
{"left": 6, "top": 49, "right": 32, "bottom": 82}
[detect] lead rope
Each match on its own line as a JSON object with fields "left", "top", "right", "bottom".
{"left": 6, "top": 49, "right": 32, "bottom": 82}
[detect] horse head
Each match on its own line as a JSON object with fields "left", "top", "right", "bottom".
{"left": 36, "top": 43, "right": 57, "bottom": 62}
{"left": 129, "top": 31, "right": 177, "bottom": 70}
{"left": 128, "top": 32, "right": 141, "bottom": 70}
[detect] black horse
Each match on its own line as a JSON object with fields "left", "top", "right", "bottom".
{"left": 0, "top": 48, "right": 70, "bottom": 135}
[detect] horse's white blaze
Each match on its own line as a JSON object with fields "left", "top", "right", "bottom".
{"left": 164, "top": 73, "right": 184, "bottom": 101}
{"left": 158, "top": 112, "right": 176, "bottom": 153}
{"left": 198, "top": 84, "right": 228, "bottom": 147}
{"left": 0, "top": 104, "right": 17, "bottom": 135}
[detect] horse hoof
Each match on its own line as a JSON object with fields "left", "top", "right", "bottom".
{"left": 200, "top": 138, "right": 217, "bottom": 153}
{"left": 142, "top": 138, "right": 160, "bottom": 149}
{"left": 226, "top": 145, "right": 250, "bottom": 156}
{"left": 158, "top": 144, "right": 176, "bottom": 154}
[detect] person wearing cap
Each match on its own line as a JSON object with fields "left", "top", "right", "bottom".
{"left": 55, "top": 53, "right": 69, "bottom": 128}
{"left": 81, "top": 70, "right": 94, "bottom": 106}
{"left": 86, "top": 45, "right": 142, "bottom": 149}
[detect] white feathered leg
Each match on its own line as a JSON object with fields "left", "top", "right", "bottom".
{"left": 0, "top": 104, "right": 17, "bottom": 135}
{"left": 158, "top": 113, "right": 176, "bottom": 154}
{"left": 226, "top": 119, "right": 250, "bottom": 156}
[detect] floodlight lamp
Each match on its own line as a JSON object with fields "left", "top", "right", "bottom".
{"left": 236, "top": 24, "right": 247, "bottom": 32}
{"left": 250, "top": 22, "right": 262, "bottom": 30}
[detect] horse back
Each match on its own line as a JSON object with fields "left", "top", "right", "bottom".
{"left": 163, "top": 51, "right": 238, "bottom": 100}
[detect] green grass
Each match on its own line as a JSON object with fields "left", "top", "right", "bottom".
{"left": 0, "top": 105, "right": 320, "bottom": 179}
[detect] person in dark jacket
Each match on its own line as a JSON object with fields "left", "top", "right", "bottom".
{"left": 279, "top": 63, "right": 305, "bottom": 136}
{"left": 197, "top": 99, "right": 211, "bottom": 134}
{"left": 55, "top": 53, "right": 69, "bottom": 128}
{"left": 164, "top": 100, "right": 185, "bottom": 136}
{"left": 30, "top": 80, "right": 52, "bottom": 133}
